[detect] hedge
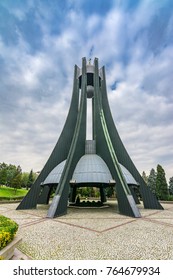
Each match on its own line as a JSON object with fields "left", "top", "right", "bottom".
{"left": 0, "top": 215, "right": 18, "bottom": 250}
{"left": 0, "top": 196, "right": 25, "bottom": 201}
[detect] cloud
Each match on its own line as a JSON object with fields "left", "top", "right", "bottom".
{"left": 0, "top": 0, "right": 172, "bottom": 181}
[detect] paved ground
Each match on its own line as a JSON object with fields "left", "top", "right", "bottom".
{"left": 1, "top": 201, "right": 173, "bottom": 260}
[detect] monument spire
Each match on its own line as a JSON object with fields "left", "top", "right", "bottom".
{"left": 17, "top": 57, "right": 163, "bottom": 218}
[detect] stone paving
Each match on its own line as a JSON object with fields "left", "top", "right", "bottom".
{"left": 1, "top": 201, "right": 173, "bottom": 260}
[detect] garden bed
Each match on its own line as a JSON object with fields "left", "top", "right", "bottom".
{"left": 0, "top": 236, "right": 22, "bottom": 260}
{"left": 0, "top": 215, "right": 19, "bottom": 260}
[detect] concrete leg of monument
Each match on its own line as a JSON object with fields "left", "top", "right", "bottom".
{"left": 47, "top": 195, "right": 61, "bottom": 218}
{"left": 127, "top": 195, "right": 141, "bottom": 218}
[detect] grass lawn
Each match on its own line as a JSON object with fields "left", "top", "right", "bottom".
{"left": 0, "top": 185, "right": 28, "bottom": 199}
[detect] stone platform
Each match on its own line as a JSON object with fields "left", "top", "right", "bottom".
{"left": 0, "top": 201, "right": 173, "bottom": 260}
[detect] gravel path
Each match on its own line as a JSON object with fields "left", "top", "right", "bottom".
{"left": 1, "top": 201, "right": 173, "bottom": 260}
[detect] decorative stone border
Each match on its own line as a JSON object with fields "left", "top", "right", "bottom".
{"left": 0, "top": 237, "right": 22, "bottom": 260}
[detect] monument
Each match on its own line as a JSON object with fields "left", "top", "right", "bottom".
{"left": 17, "top": 57, "right": 163, "bottom": 218}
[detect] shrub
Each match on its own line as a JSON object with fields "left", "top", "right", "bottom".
{"left": 0, "top": 196, "right": 25, "bottom": 201}
{"left": 166, "top": 195, "right": 173, "bottom": 201}
{"left": 0, "top": 215, "right": 18, "bottom": 250}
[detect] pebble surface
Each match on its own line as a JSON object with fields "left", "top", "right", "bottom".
{"left": 1, "top": 201, "right": 173, "bottom": 260}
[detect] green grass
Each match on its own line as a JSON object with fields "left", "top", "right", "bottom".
{"left": 0, "top": 185, "right": 28, "bottom": 199}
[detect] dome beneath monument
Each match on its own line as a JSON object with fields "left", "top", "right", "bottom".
{"left": 71, "top": 154, "right": 114, "bottom": 184}
{"left": 43, "top": 160, "right": 66, "bottom": 185}
{"left": 42, "top": 155, "right": 138, "bottom": 186}
{"left": 42, "top": 154, "right": 115, "bottom": 185}
{"left": 119, "top": 164, "right": 138, "bottom": 185}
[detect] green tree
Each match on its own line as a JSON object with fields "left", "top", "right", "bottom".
{"left": 0, "top": 163, "right": 7, "bottom": 185}
{"left": 169, "top": 177, "right": 173, "bottom": 195}
{"left": 106, "top": 186, "right": 114, "bottom": 198}
{"left": 142, "top": 171, "right": 148, "bottom": 184}
{"left": 0, "top": 163, "right": 18, "bottom": 187}
{"left": 78, "top": 187, "right": 90, "bottom": 198}
{"left": 21, "top": 172, "right": 29, "bottom": 188}
{"left": 11, "top": 165, "right": 22, "bottom": 194}
{"left": 156, "top": 164, "right": 168, "bottom": 200}
{"left": 11, "top": 174, "right": 21, "bottom": 194}
{"left": 6, "top": 164, "right": 18, "bottom": 187}
{"left": 27, "top": 169, "right": 35, "bottom": 189}
{"left": 148, "top": 168, "right": 156, "bottom": 195}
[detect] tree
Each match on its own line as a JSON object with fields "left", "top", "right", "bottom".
{"left": 6, "top": 164, "right": 18, "bottom": 187}
{"left": 106, "top": 186, "right": 115, "bottom": 198}
{"left": 147, "top": 168, "right": 156, "bottom": 195}
{"left": 0, "top": 163, "right": 7, "bottom": 185}
{"left": 21, "top": 172, "right": 29, "bottom": 188}
{"left": 27, "top": 169, "right": 35, "bottom": 189}
{"left": 11, "top": 174, "right": 21, "bottom": 194}
{"left": 142, "top": 171, "right": 148, "bottom": 184}
{"left": 11, "top": 165, "right": 22, "bottom": 194}
{"left": 156, "top": 164, "right": 168, "bottom": 200}
{"left": 169, "top": 177, "right": 173, "bottom": 195}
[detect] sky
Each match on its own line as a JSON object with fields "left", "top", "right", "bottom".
{"left": 0, "top": 0, "right": 173, "bottom": 181}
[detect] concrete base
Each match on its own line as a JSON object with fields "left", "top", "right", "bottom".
{"left": 68, "top": 205, "right": 109, "bottom": 209}
{"left": 0, "top": 236, "right": 22, "bottom": 260}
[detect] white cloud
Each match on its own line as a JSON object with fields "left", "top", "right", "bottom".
{"left": 0, "top": 0, "right": 172, "bottom": 182}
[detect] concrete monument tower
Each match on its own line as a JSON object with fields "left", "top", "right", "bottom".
{"left": 17, "top": 57, "right": 163, "bottom": 218}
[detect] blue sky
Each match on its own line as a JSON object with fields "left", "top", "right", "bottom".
{"left": 0, "top": 0, "right": 173, "bottom": 180}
